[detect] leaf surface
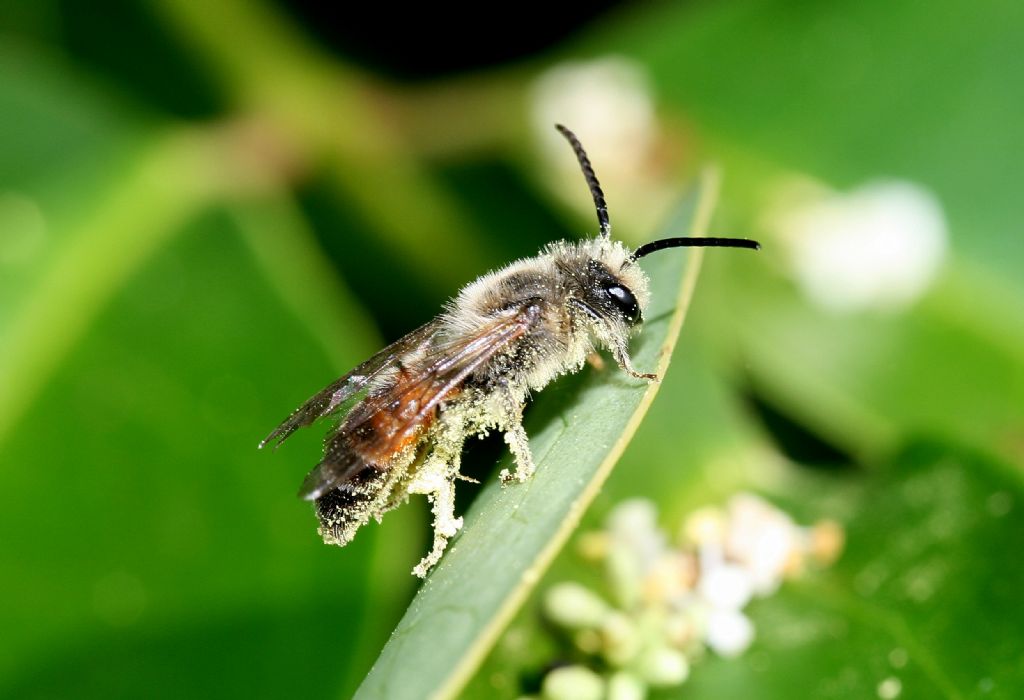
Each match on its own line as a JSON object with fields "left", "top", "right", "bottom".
{"left": 356, "top": 173, "right": 720, "bottom": 700}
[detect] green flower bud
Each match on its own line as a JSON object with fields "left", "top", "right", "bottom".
{"left": 633, "top": 646, "right": 690, "bottom": 687}
{"left": 542, "top": 665, "right": 604, "bottom": 700}
{"left": 544, "top": 582, "right": 610, "bottom": 629}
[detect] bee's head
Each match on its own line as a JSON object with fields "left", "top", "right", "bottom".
{"left": 554, "top": 238, "right": 650, "bottom": 331}
{"left": 553, "top": 124, "right": 759, "bottom": 333}
{"left": 584, "top": 259, "right": 643, "bottom": 325}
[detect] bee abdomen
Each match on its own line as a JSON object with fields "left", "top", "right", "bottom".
{"left": 315, "top": 467, "right": 388, "bottom": 546}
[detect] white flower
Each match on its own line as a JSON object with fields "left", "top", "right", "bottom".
{"left": 771, "top": 178, "right": 949, "bottom": 312}
{"left": 704, "top": 609, "right": 755, "bottom": 657}
{"left": 698, "top": 562, "right": 755, "bottom": 610}
{"left": 531, "top": 56, "right": 655, "bottom": 170}
{"left": 724, "top": 493, "right": 801, "bottom": 595}
{"left": 530, "top": 57, "right": 673, "bottom": 235}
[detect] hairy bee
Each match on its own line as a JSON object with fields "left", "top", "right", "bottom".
{"left": 261, "top": 125, "right": 759, "bottom": 577}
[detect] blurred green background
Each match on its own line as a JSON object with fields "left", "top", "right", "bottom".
{"left": 1, "top": 1, "right": 1022, "bottom": 698}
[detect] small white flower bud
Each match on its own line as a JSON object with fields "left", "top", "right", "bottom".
{"left": 633, "top": 646, "right": 690, "bottom": 687}
{"left": 705, "top": 609, "right": 755, "bottom": 657}
{"left": 601, "top": 612, "right": 642, "bottom": 666}
{"left": 544, "top": 582, "right": 610, "bottom": 630}
{"left": 607, "top": 671, "right": 647, "bottom": 700}
{"left": 698, "top": 562, "right": 755, "bottom": 610}
{"left": 542, "top": 665, "right": 604, "bottom": 700}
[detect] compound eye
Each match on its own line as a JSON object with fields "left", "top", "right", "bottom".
{"left": 604, "top": 284, "right": 640, "bottom": 324}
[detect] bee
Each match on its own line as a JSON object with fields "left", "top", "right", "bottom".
{"left": 261, "top": 125, "right": 759, "bottom": 577}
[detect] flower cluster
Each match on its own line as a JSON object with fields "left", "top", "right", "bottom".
{"left": 529, "top": 494, "right": 843, "bottom": 700}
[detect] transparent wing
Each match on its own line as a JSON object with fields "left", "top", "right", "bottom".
{"left": 259, "top": 320, "right": 442, "bottom": 449}
{"left": 298, "top": 301, "right": 543, "bottom": 500}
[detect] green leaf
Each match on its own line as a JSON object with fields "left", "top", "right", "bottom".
{"left": 467, "top": 438, "right": 1024, "bottom": 699}
{"left": 0, "top": 206, "right": 383, "bottom": 693}
{"left": 724, "top": 278, "right": 1024, "bottom": 465}
{"left": 683, "top": 440, "right": 1024, "bottom": 699}
{"left": 577, "top": 0, "right": 1024, "bottom": 466}
{"left": 0, "top": 48, "right": 411, "bottom": 698}
{"left": 355, "top": 172, "right": 721, "bottom": 700}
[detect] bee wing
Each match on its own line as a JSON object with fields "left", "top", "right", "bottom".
{"left": 298, "top": 301, "right": 543, "bottom": 500}
{"left": 260, "top": 320, "right": 442, "bottom": 449}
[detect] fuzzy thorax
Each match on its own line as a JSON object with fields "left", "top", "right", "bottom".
{"left": 443, "top": 237, "right": 651, "bottom": 393}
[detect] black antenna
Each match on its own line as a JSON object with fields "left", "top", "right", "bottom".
{"left": 555, "top": 124, "right": 611, "bottom": 238}
{"left": 631, "top": 237, "right": 761, "bottom": 262}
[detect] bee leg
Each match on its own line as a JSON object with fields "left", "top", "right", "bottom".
{"left": 499, "top": 418, "right": 535, "bottom": 485}
{"left": 409, "top": 467, "right": 463, "bottom": 578}
{"left": 611, "top": 343, "right": 658, "bottom": 382}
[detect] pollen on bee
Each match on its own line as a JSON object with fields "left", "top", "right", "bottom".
{"left": 263, "top": 123, "right": 759, "bottom": 579}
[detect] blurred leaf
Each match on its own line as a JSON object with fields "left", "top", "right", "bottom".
{"left": 0, "top": 205, "right": 418, "bottom": 697}
{"left": 0, "top": 45, "right": 414, "bottom": 698}
{"left": 682, "top": 440, "right": 1024, "bottom": 698}
{"left": 156, "top": 0, "right": 497, "bottom": 290}
{"left": 573, "top": 0, "right": 1024, "bottom": 465}
{"left": 468, "top": 438, "right": 1024, "bottom": 699}
{"left": 0, "top": 132, "right": 229, "bottom": 444}
{"left": 0, "top": 42, "right": 146, "bottom": 327}
{"left": 356, "top": 173, "right": 720, "bottom": 700}
{"left": 713, "top": 261, "right": 1024, "bottom": 465}
{"left": 609, "top": 0, "right": 1024, "bottom": 285}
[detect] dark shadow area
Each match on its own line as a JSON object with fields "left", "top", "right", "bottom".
{"left": 58, "top": 0, "right": 225, "bottom": 118}
{"left": 436, "top": 160, "right": 574, "bottom": 262}
{"left": 298, "top": 158, "right": 577, "bottom": 342}
{"left": 740, "top": 381, "right": 856, "bottom": 469}
{"left": 279, "top": 0, "right": 628, "bottom": 81}
{"left": 296, "top": 173, "right": 447, "bottom": 340}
